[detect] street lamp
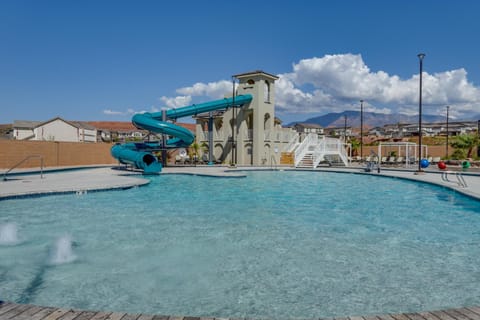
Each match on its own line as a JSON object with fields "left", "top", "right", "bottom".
{"left": 360, "top": 100, "right": 364, "bottom": 161}
{"left": 446, "top": 105, "right": 449, "bottom": 159}
{"left": 417, "top": 53, "right": 425, "bottom": 173}
{"left": 231, "top": 76, "right": 236, "bottom": 166}
{"left": 344, "top": 114, "right": 347, "bottom": 142}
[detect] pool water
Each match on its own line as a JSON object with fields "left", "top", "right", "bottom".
{"left": 1, "top": 171, "right": 480, "bottom": 319}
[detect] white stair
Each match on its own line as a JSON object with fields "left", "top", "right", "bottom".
{"left": 294, "top": 134, "right": 348, "bottom": 168}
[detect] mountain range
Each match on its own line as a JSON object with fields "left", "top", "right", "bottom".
{"left": 291, "top": 111, "right": 479, "bottom": 128}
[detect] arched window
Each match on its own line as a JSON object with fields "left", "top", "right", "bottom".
{"left": 264, "top": 113, "right": 271, "bottom": 130}
{"left": 247, "top": 79, "right": 255, "bottom": 85}
{"left": 264, "top": 81, "right": 271, "bottom": 103}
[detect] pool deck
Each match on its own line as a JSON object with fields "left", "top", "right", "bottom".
{"left": 2, "top": 165, "right": 480, "bottom": 319}
{"left": 1, "top": 164, "right": 480, "bottom": 200}
{"left": 3, "top": 301, "right": 480, "bottom": 320}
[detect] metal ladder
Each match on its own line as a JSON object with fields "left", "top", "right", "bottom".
{"left": 441, "top": 171, "right": 468, "bottom": 188}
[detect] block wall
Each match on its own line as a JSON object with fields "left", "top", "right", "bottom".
{"left": 0, "top": 141, "right": 117, "bottom": 169}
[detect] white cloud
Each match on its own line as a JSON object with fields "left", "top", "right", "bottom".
{"left": 103, "top": 109, "right": 129, "bottom": 116}
{"left": 103, "top": 107, "right": 157, "bottom": 118}
{"left": 176, "top": 80, "right": 233, "bottom": 98}
{"left": 159, "top": 95, "right": 192, "bottom": 109}
{"left": 156, "top": 54, "right": 480, "bottom": 122}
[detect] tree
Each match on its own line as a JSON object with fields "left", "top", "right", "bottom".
{"left": 450, "top": 134, "right": 479, "bottom": 158}
{"left": 348, "top": 137, "right": 360, "bottom": 156}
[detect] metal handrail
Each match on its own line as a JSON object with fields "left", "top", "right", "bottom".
{"left": 3, "top": 155, "right": 44, "bottom": 181}
{"left": 270, "top": 155, "right": 278, "bottom": 170}
{"left": 441, "top": 170, "right": 468, "bottom": 188}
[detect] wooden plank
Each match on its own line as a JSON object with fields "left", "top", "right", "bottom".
{"left": 444, "top": 309, "right": 473, "bottom": 320}
{"left": 151, "top": 315, "right": 169, "bottom": 320}
{"left": 349, "top": 316, "right": 366, "bottom": 320}
{"left": 73, "top": 311, "right": 99, "bottom": 320}
{"left": 0, "top": 304, "right": 33, "bottom": 320}
{"left": 391, "top": 314, "right": 411, "bottom": 320}
{"left": 89, "top": 312, "right": 113, "bottom": 320}
{"left": 377, "top": 314, "right": 397, "bottom": 320}
{"left": 405, "top": 313, "right": 428, "bottom": 320}
{"left": 0, "top": 303, "right": 20, "bottom": 317}
{"left": 105, "top": 313, "right": 126, "bottom": 320}
{"left": 467, "top": 308, "right": 480, "bottom": 317}
{"left": 57, "top": 310, "right": 84, "bottom": 320}
{"left": 456, "top": 308, "right": 480, "bottom": 320}
{"left": 417, "top": 312, "right": 441, "bottom": 320}
{"left": 27, "top": 308, "right": 58, "bottom": 320}
{"left": 42, "top": 308, "right": 71, "bottom": 320}
{"left": 429, "top": 311, "right": 457, "bottom": 320}
{"left": 12, "top": 305, "right": 46, "bottom": 320}
{"left": 118, "top": 314, "right": 139, "bottom": 320}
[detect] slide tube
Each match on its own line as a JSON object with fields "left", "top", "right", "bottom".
{"left": 111, "top": 94, "right": 253, "bottom": 173}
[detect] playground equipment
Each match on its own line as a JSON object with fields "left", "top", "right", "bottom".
{"left": 111, "top": 94, "right": 253, "bottom": 173}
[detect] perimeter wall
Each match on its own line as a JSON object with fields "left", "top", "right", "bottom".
{"left": 0, "top": 141, "right": 117, "bottom": 169}
{"left": 0, "top": 140, "right": 476, "bottom": 170}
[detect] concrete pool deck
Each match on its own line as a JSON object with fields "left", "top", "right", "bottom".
{"left": 1, "top": 164, "right": 480, "bottom": 200}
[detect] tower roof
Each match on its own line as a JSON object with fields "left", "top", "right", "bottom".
{"left": 233, "top": 70, "right": 279, "bottom": 81}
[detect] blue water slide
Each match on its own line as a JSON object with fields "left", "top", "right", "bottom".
{"left": 111, "top": 94, "right": 253, "bottom": 173}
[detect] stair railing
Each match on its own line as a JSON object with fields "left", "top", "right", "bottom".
{"left": 3, "top": 155, "right": 44, "bottom": 181}
{"left": 294, "top": 133, "right": 315, "bottom": 167}
{"left": 284, "top": 133, "right": 300, "bottom": 152}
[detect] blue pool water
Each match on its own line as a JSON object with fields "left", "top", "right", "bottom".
{"left": 1, "top": 171, "right": 480, "bottom": 319}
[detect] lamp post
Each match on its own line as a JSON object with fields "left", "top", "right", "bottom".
{"left": 417, "top": 53, "right": 425, "bottom": 173}
{"left": 360, "top": 100, "right": 364, "bottom": 162}
{"left": 231, "top": 76, "right": 236, "bottom": 166}
{"left": 446, "top": 105, "right": 449, "bottom": 159}
{"left": 477, "top": 120, "right": 480, "bottom": 157}
{"left": 344, "top": 114, "right": 347, "bottom": 142}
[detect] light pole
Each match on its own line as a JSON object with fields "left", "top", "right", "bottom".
{"left": 360, "top": 100, "right": 364, "bottom": 162}
{"left": 446, "top": 105, "right": 449, "bottom": 159}
{"left": 344, "top": 114, "right": 347, "bottom": 142}
{"left": 231, "top": 76, "right": 236, "bottom": 166}
{"left": 417, "top": 53, "right": 425, "bottom": 173}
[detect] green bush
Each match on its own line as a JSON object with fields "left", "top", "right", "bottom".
{"left": 451, "top": 149, "right": 466, "bottom": 160}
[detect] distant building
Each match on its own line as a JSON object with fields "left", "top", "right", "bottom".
{"left": 87, "top": 121, "right": 195, "bottom": 142}
{"left": 13, "top": 117, "right": 97, "bottom": 142}
{"left": 87, "top": 121, "right": 145, "bottom": 142}
{"left": 293, "top": 123, "right": 324, "bottom": 135}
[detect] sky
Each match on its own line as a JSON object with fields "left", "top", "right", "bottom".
{"left": 1, "top": 0, "right": 480, "bottom": 125}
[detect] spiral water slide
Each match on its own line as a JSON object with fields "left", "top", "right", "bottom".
{"left": 111, "top": 94, "right": 253, "bottom": 173}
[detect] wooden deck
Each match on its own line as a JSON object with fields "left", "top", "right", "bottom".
{"left": 2, "top": 302, "right": 480, "bottom": 320}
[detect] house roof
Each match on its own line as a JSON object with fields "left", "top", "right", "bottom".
{"left": 13, "top": 120, "right": 41, "bottom": 129}
{"left": 294, "top": 123, "right": 323, "bottom": 129}
{"left": 13, "top": 117, "right": 96, "bottom": 130}
{"left": 87, "top": 121, "right": 196, "bottom": 133}
{"left": 87, "top": 121, "right": 139, "bottom": 132}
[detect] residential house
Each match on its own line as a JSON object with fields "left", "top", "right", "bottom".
{"left": 12, "top": 117, "right": 97, "bottom": 142}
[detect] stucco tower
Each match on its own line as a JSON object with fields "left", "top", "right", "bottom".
{"left": 233, "top": 70, "right": 279, "bottom": 165}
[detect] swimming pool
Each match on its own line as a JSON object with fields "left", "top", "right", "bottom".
{"left": 1, "top": 171, "right": 480, "bottom": 319}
